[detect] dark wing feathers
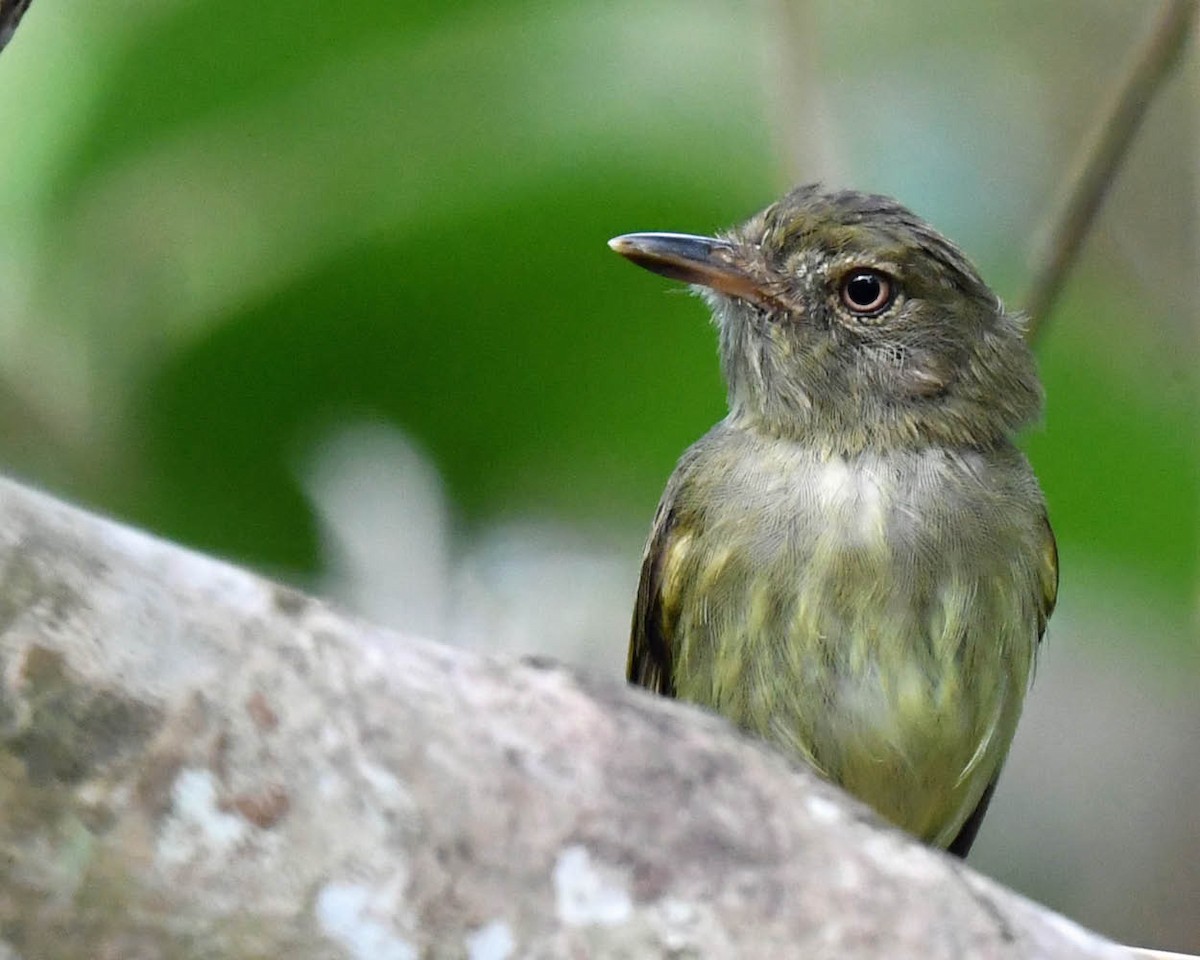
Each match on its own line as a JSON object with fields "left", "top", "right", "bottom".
{"left": 1036, "top": 511, "right": 1059, "bottom": 643}
{"left": 627, "top": 502, "right": 682, "bottom": 697}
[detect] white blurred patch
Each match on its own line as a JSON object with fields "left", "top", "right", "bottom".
{"left": 300, "top": 421, "right": 633, "bottom": 676}
{"left": 301, "top": 422, "right": 450, "bottom": 641}
{"left": 449, "top": 519, "right": 632, "bottom": 673}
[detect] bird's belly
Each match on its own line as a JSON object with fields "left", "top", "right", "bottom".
{"left": 669, "top": 523, "right": 1033, "bottom": 844}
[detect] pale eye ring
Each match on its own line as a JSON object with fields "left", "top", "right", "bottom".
{"left": 840, "top": 269, "right": 894, "bottom": 316}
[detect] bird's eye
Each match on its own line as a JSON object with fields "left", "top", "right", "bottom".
{"left": 840, "top": 270, "right": 894, "bottom": 317}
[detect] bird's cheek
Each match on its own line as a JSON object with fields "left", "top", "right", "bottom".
{"left": 898, "top": 352, "right": 955, "bottom": 399}
{"left": 766, "top": 325, "right": 794, "bottom": 359}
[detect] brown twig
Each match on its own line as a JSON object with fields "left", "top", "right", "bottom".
{"left": 0, "top": 0, "right": 32, "bottom": 54}
{"left": 762, "top": 0, "right": 843, "bottom": 186}
{"left": 1022, "top": 0, "right": 1196, "bottom": 341}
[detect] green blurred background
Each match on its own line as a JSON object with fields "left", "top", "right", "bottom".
{"left": 0, "top": 0, "right": 1195, "bottom": 950}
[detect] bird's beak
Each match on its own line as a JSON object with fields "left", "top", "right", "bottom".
{"left": 608, "top": 232, "right": 774, "bottom": 306}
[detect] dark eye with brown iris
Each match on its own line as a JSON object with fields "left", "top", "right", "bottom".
{"left": 840, "top": 270, "right": 894, "bottom": 316}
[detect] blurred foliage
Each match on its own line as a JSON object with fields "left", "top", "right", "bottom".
{"left": 1028, "top": 280, "right": 1197, "bottom": 606}
{"left": 0, "top": 0, "right": 1190, "bottom": 595}
{"left": 0, "top": 0, "right": 1194, "bottom": 949}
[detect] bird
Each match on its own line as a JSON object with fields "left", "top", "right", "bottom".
{"left": 610, "top": 184, "right": 1057, "bottom": 856}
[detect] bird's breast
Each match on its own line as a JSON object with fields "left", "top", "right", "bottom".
{"left": 712, "top": 444, "right": 912, "bottom": 561}
{"left": 666, "top": 434, "right": 1041, "bottom": 842}
{"left": 807, "top": 453, "right": 890, "bottom": 549}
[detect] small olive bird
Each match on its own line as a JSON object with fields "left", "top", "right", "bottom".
{"left": 610, "top": 185, "right": 1057, "bottom": 856}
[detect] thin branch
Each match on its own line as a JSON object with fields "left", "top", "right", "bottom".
{"left": 0, "top": 0, "right": 32, "bottom": 54}
{"left": 762, "top": 0, "right": 843, "bottom": 186}
{"left": 1022, "top": 0, "right": 1196, "bottom": 341}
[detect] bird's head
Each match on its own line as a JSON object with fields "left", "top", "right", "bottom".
{"left": 610, "top": 184, "right": 1042, "bottom": 452}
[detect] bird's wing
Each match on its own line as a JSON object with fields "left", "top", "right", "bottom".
{"left": 1036, "top": 510, "right": 1059, "bottom": 643}
{"left": 627, "top": 495, "right": 689, "bottom": 697}
{"left": 949, "top": 508, "right": 1059, "bottom": 858}
{"left": 946, "top": 780, "right": 997, "bottom": 858}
